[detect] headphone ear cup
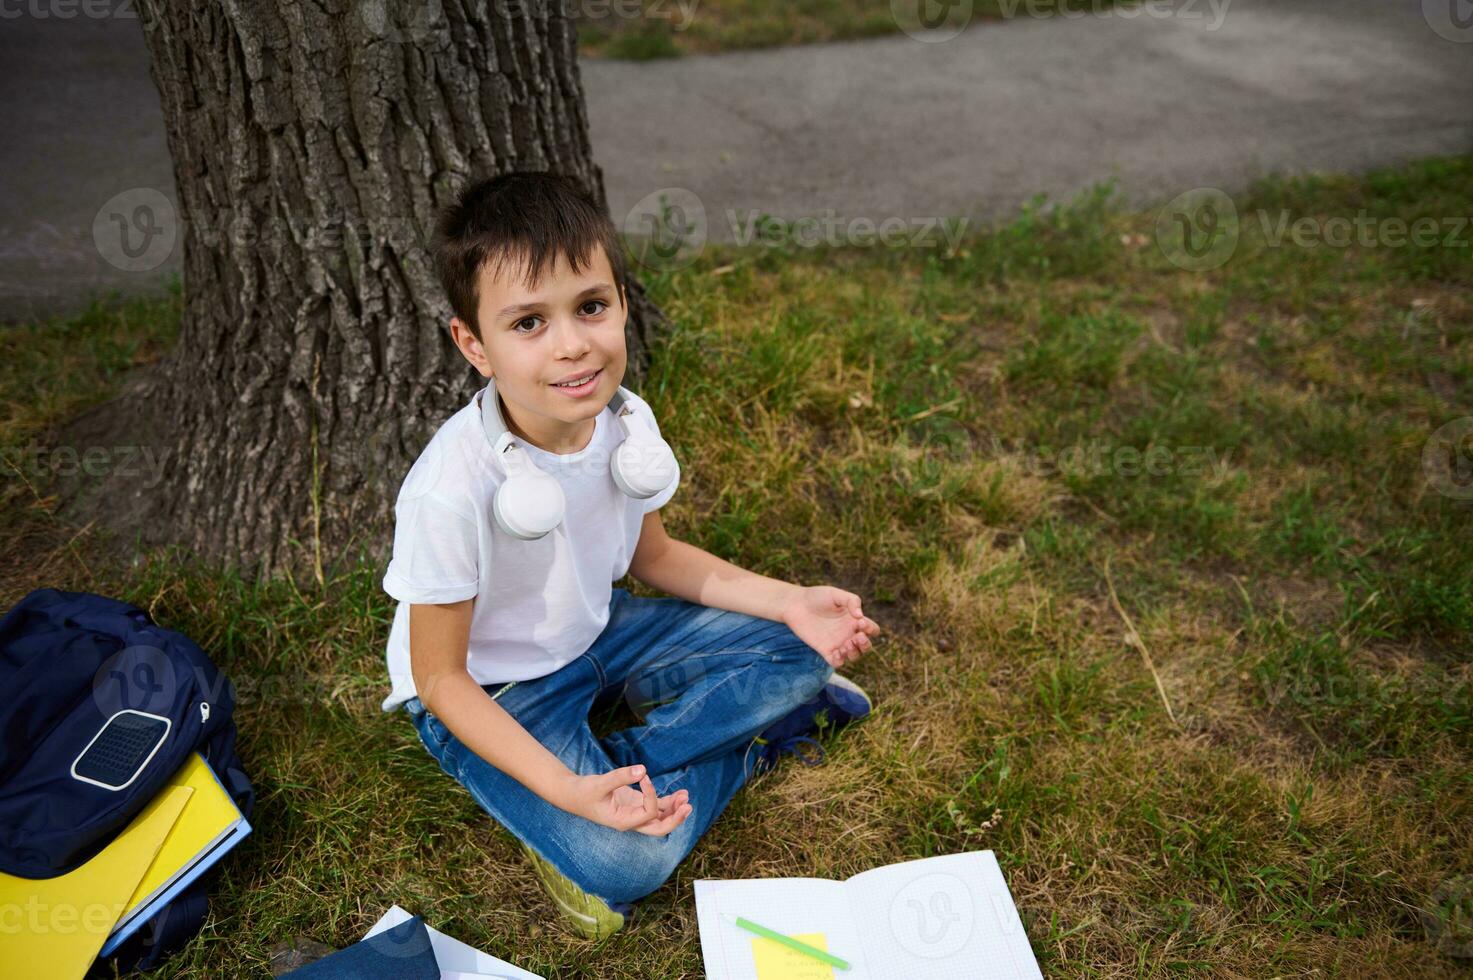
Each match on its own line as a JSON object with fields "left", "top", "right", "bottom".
{"left": 611, "top": 433, "right": 678, "bottom": 500}
{"left": 493, "top": 470, "right": 566, "bottom": 539}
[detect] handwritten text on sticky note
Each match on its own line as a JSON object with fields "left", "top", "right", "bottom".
{"left": 750, "top": 931, "right": 834, "bottom": 980}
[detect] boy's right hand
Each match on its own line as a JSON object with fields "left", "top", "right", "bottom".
{"left": 559, "top": 765, "right": 693, "bottom": 836}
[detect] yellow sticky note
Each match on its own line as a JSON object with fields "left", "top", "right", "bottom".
{"left": 0, "top": 785, "right": 191, "bottom": 980}
{"left": 751, "top": 931, "right": 835, "bottom": 980}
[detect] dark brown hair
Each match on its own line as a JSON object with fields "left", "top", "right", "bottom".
{"left": 432, "top": 172, "right": 629, "bottom": 340}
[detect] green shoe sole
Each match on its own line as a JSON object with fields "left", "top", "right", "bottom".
{"left": 520, "top": 841, "right": 626, "bottom": 939}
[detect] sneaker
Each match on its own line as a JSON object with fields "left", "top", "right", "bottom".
{"left": 743, "top": 673, "right": 873, "bottom": 779}
{"left": 519, "top": 840, "right": 631, "bottom": 939}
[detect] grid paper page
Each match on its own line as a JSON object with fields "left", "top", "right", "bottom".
{"left": 842, "top": 851, "right": 1042, "bottom": 980}
{"left": 695, "top": 877, "right": 874, "bottom": 980}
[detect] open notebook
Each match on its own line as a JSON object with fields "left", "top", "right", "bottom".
{"left": 364, "top": 905, "right": 545, "bottom": 979}
{"left": 695, "top": 850, "right": 1041, "bottom": 980}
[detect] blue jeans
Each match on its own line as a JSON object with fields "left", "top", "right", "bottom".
{"left": 403, "top": 587, "right": 834, "bottom": 905}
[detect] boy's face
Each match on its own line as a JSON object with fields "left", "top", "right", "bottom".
{"left": 450, "top": 244, "right": 628, "bottom": 455}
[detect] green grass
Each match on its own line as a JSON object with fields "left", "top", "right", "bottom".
{"left": 575, "top": 0, "right": 1132, "bottom": 60}
{"left": 9, "top": 156, "right": 1473, "bottom": 977}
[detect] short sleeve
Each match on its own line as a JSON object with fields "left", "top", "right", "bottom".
{"left": 635, "top": 396, "right": 680, "bottom": 514}
{"left": 382, "top": 493, "right": 480, "bottom": 604}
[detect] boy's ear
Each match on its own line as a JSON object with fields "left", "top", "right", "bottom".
{"left": 450, "top": 316, "right": 493, "bottom": 378}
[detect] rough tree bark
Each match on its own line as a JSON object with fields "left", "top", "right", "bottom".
{"left": 62, "top": 0, "right": 666, "bottom": 580}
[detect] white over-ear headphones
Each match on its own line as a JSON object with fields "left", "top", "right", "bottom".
{"left": 479, "top": 376, "right": 678, "bottom": 540}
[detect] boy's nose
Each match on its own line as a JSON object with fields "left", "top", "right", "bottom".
{"left": 551, "top": 316, "right": 591, "bottom": 358}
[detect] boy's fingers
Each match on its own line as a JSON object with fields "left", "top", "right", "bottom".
{"left": 638, "top": 803, "right": 692, "bottom": 836}
{"left": 607, "top": 765, "right": 646, "bottom": 790}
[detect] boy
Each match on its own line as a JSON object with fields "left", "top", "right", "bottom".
{"left": 380, "top": 172, "right": 882, "bottom": 938}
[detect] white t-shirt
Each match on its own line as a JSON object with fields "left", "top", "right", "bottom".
{"left": 379, "top": 385, "right": 679, "bottom": 713}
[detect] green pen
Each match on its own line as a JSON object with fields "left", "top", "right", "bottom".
{"left": 721, "top": 912, "right": 852, "bottom": 971}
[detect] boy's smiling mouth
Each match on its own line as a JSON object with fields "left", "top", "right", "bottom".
{"left": 550, "top": 367, "right": 602, "bottom": 395}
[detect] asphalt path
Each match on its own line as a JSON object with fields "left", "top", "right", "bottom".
{"left": 2, "top": 0, "right": 1469, "bottom": 322}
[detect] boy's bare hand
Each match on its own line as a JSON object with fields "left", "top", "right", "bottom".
{"left": 560, "top": 765, "right": 693, "bottom": 836}
{"left": 781, "top": 586, "right": 882, "bottom": 668}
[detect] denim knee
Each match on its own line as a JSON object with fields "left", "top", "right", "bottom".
{"left": 754, "top": 646, "right": 832, "bottom": 719}
{"left": 570, "top": 830, "right": 686, "bottom": 904}
{"left": 770, "top": 623, "right": 834, "bottom": 688}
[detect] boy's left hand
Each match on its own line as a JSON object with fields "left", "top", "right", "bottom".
{"left": 781, "top": 586, "right": 882, "bottom": 668}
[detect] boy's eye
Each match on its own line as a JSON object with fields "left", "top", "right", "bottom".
{"left": 511, "top": 301, "right": 605, "bottom": 333}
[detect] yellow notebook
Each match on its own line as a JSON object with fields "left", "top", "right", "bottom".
{"left": 0, "top": 785, "right": 190, "bottom": 980}
{"left": 100, "top": 752, "right": 251, "bottom": 955}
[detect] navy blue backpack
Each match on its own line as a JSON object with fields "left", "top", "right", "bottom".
{"left": 0, "top": 589, "right": 255, "bottom": 973}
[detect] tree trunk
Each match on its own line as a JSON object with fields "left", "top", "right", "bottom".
{"left": 67, "top": 0, "right": 666, "bottom": 580}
